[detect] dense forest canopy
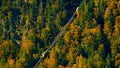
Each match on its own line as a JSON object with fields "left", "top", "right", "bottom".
{"left": 0, "top": 0, "right": 120, "bottom": 68}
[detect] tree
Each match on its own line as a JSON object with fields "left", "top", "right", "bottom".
{"left": 76, "top": 55, "right": 87, "bottom": 68}
{"left": 93, "top": 53, "right": 103, "bottom": 68}
{"left": 7, "top": 55, "right": 15, "bottom": 68}
{"left": 42, "top": 48, "right": 58, "bottom": 68}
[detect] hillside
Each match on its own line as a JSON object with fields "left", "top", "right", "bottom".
{"left": 0, "top": 0, "right": 120, "bottom": 68}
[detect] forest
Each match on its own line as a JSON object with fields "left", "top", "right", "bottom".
{"left": 0, "top": 0, "right": 120, "bottom": 68}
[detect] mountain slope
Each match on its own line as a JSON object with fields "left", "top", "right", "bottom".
{"left": 0, "top": 0, "right": 120, "bottom": 68}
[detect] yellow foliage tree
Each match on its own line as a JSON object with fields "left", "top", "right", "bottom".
{"left": 64, "top": 31, "right": 71, "bottom": 44}
{"left": 0, "top": 50, "right": 4, "bottom": 59}
{"left": 76, "top": 55, "right": 87, "bottom": 68}
{"left": 22, "top": 40, "right": 33, "bottom": 53}
{"left": 21, "top": 30, "right": 34, "bottom": 54}
{"left": 114, "top": 16, "right": 120, "bottom": 36}
{"left": 42, "top": 48, "right": 58, "bottom": 68}
{"left": 115, "top": 54, "right": 120, "bottom": 67}
{"left": 104, "top": 20, "right": 112, "bottom": 39}
{"left": 58, "top": 65, "right": 64, "bottom": 68}
{"left": 93, "top": 54, "right": 102, "bottom": 68}
{"left": 7, "top": 55, "right": 15, "bottom": 68}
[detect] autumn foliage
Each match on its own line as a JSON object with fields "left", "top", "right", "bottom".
{"left": 0, "top": 0, "right": 120, "bottom": 68}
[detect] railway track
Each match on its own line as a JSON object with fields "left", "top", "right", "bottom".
{"left": 33, "top": 7, "right": 79, "bottom": 68}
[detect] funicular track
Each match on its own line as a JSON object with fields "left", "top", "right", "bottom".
{"left": 33, "top": 7, "right": 79, "bottom": 68}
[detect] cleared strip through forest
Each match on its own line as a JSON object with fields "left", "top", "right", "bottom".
{"left": 33, "top": 7, "right": 78, "bottom": 68}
